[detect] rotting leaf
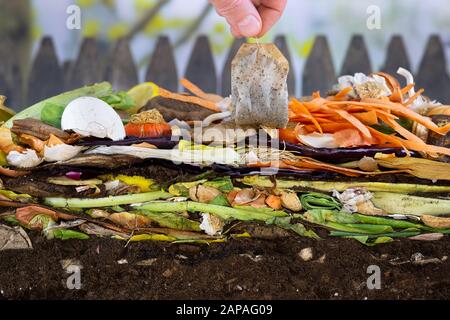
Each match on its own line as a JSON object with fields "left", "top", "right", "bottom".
{"left": 119, "top": 233, "right": 176, "bottom": 242}
{"left": 50, "top": 229, "right": 89, "bottom": 240}
{"left": 300, "top": 192, "right": 342, "bottom": 211}
{"left": 108, "top": 212, "right": 150, "bottom": 229}
{"left": 41, "top": 102, "right": 65, "bottom": 128}
{"left": 189, "top": 185, "right": 222, "bottom": 203}
{"left": 267, "top": 216, "right": 320, "bottom": 239}
{"left": 409, "top": 233, "right": 444, "bottom": 241}
{"left": 0, "top": 96, "right": 16, "bottom": 123}
{"left": 421, "top": 215, "right": 450, "bottom": 229}
{"left": 0, "top": 224, "right": 32, "bottom": 250}
{"left": 136, "top": 210, "right": 201, "bottom": 232}
{"left": 344, "top": 235, "right": 394, "bottom": 246}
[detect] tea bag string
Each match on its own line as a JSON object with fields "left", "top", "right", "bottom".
{"left": 254, "top": 37, "right": 262, "bottom": 59}
{"left": 255, "top": 37, "right": 261, "bottom": 49}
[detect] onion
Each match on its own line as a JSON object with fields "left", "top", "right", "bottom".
{"left": 202, "top": 111, "right": 231, "bottom": 127}
{"left": 65, "top": 171, "right": 82, "bottom": 180}
{"left": 297, "top": 133, "right": 339, "bottom": 148}
{"left": 357, "top": 156, "right": 379, "bottom": 172}
{"left": 397, "top": 67, "right": 415, "bottom": 97}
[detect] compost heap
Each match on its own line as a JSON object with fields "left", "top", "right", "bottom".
{"left": 1, "top": 68, "right": 450, "bottom": 246}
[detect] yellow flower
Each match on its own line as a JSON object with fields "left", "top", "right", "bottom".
{"left": 108, "top": 23, "right": 128, "bottom": 40}
{"left": 83, "top": 19, "right": 101, "bottom": 37}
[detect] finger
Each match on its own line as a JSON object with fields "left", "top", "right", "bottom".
{"left": 210, "top": 0, "right": 262, "bottom": 37}
{"left": 231, "top": 25, "right": 243, "bottom": 38}
{"left": 256, "top": 0, "right": 287, "bottom": 37}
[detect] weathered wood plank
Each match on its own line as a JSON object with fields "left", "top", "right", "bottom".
{"left": 26, "top": 37, "right": 64, "bottom": 105}
{"left": 62, "top": 60, "right": 73, "bottom": 89}
{"left": 381, "top": 35, "right": 411, "bottom": 86}
{"left": 221, "top": 38, "right": 246, "bottom": 96}
{"left": 184, "top": 35, "right": 217, "bottom": 93}
{"left": 104, "top": 38, "right": 138, "bottom": 91}
{"left": 302, "top": 35, "right": 336, "bottom": 96}
{"left": 146, "top": 36, "right": 178, "bottom": 92}
{"left": 416, "top": 35, "right": 450, "bottom": 103}
{"left": 274, "top": 35, "right": 296, "bottom": 96}
{"left": 0, "top": 40, "right": 23, "bottom": 110}
{"left": 66, "top": 38, "right": 103, "bottom": 90}
{"left": 340, "top": 35, "right": 372, "bottom": 76}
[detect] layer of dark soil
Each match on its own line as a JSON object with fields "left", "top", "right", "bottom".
{"left": 1, "top": 233, "right": 449, "bottom": 300}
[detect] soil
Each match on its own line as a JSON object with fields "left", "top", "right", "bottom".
{"left": 1, "top": 232, "right": 449, "bottom": 300}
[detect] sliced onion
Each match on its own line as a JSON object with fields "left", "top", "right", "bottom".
{"left": 297, "top": 133, "right": 339, "bottom": 148}
{"left": 202, "top": 111, "right": 231, "bottom": 127}
{"left": 397, "top": 67, "right": 415, "bottom": 97}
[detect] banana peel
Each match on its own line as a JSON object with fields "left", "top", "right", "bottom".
{"left": 0, "top": 96, "right": 15, "bottom": 124}
{"left": 375, "top": 154, "right": 450, "bottom": 181}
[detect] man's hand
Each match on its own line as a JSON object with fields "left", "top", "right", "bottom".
{"left": 210, "top": 0, "right": 287, "bottom": 38}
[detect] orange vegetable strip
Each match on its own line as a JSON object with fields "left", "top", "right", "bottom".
{"left": 380, "top": 117, "right": 450, "bottom": 157}
{"left": 404, "top": 88, "right": 424, "bottom": 106}
{"left": 428, "top": 105, "right": 450, "bottom": 116}
{"left": 390, "top": 87, "right": 403, "bottom": 103}
{"left": 284, "top": 158, "right": 408, "bottom": 177}
{"left": 403, "top": 141, "right": 450, "bottom": 157}
{"left": 367, "top": 127, "right": 409, "bottom": 151}
{"left": 303, "top": 123, "right": 354, "bottom": 133}
{"left": 401, "top": 83, "right": 415, "bottom": 96}
{"left": 332, "top": 108, "right": 371, "bottom": 138}
{"left": 301, "top": 98, "right": 328, "bottom": 112}
{"left": 378, "top": 115, "right": 425, "bottom": 146}
{"left": 159, "top": 88, "right": 221, "bottom": 112}
{"left": 353, "top": 110, "right": 378, "bottom": 125}
{"left": 334, "top": 86, "right": 353, "bottom": 99}
{"left": 333, "top": 128, "right": 366, "bottom": 148}
{"left": 289, "top": 116, "right": 334, "bottom": 124}
{"left": 180, "top": 78, "right": 223, "bottom": 103}
{"left": 279, "top": 128, "right": 299, "bottom": 143}
{"left": 328, "top": 99, "right": 450, "bottom": 135}
{"left": 360, "top": 106, "right": 398, "bottom": 119}
{"left": 291, "top": 99, "right": 323, "bottom": 133}
{"left": 369, "top": 126, "right": 450, "bottom": 157}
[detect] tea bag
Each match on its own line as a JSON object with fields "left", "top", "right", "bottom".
{"left": 231, "top": 43, "right": 289, "bottom": 128}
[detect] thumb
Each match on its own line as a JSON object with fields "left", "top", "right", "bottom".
{"left": 210, "top": 0, "right": 262, "bottom": 37}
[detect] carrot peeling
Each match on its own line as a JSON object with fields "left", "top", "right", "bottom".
{"left": 332, "top": 108, "right": 372, "bottom": 138}
{"left": 404, "top": 88, "right": 424, "bottom": 106}
{"left": 290, "top": 99, "right": 323, "bottom": 134}
{"left": 180, "top": 78, "right": 223, "bottom": 103}
{"left": 159, "top": 87, "right": 221, "bottom": 112}
{"left": 334, "top": 86, "right": 353, "bottom": 99}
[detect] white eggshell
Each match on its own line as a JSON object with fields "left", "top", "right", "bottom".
{"left": 7, "top": 149, "right": 43, "bottom": 168}
{"left": 44, "top": 144, "right": 84, "bottom": 162}
{"left": 61, "top": 97, "right": 126, "bottom": 141}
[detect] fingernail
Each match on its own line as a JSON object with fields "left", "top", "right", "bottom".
{"left": 237, "top": 15, "right": 261, "bottom": 37}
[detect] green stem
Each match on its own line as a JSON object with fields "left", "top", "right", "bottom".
{"left": 44, "top": 191, "right": 172, "bottom": 208}
{"left": 138, "top": 201, "right": 287, "bottom": 221}
{"left": 241, "top": 176, "right": 450, "bottom": 194}
{"left": 330, "top": 231, "right": 420, "bottom": 238}
{"left": 353, "top": 214, "right": 432, "bottom": 231}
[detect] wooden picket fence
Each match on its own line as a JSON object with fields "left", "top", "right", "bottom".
{"left": 0, "top": 34, "right": 449, "bottom": 112}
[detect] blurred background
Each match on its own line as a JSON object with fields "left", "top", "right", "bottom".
{"left": 0, "top": 0, "right": 449, "bottom": 101}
